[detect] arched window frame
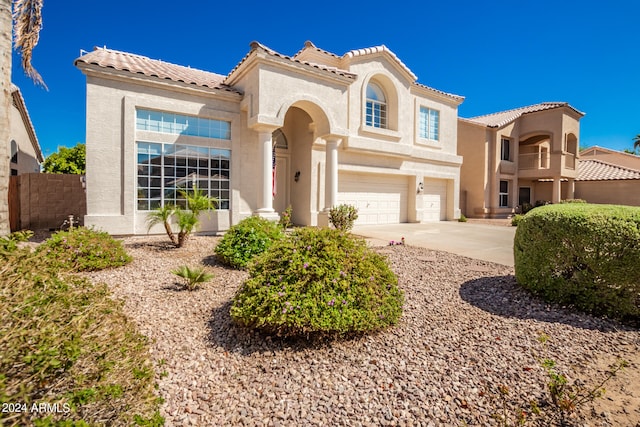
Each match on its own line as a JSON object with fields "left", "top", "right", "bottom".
{"left": 365, "top": 82, "right": 387, "bottom": 129}
{"left": 10, "top": 140, "right": 18, "bottom": 164}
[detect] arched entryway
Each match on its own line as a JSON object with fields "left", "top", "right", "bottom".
{"left": 271, "top": 101, "right": 335, "bottom": 226}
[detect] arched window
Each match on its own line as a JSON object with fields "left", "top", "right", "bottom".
{"left": 10, "top": 140, "right": 18, "bottom": 164}
{"left": 365, "top": 82, "right": 387, "bottom": 129}
{"left": 272, "top": 128, "right": 288, "bottom": 149}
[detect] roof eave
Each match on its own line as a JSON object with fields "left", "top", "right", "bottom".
{"left": 11, "top": 86, "right": 44, "bottom": 163}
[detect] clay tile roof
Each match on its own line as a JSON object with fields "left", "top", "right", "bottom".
{"left": 577, "top": 159, "right": 640, "bottom": 181}
{"left": 75, "top": 47, "right": 242, "bottom": 94}
{"left": 413, "top": 82, "right": 464, "bottom": 102}
{"left": 226, "top": 42, "right": 357, "bottom": 82}
{"left": 467, "top": 102, "right": 585, "bottom": 128}
{"left": 292, "top": 40, "right": 341, "bottom": 59}
{"left": 343, "top": 45, "right": 418, "bottom": 81}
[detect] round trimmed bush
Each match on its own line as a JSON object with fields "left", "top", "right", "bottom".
{"left": 514, "top": 203, "right": 640, "bottom": 323}
{"left": 214, "top": 216, "right": 284, "bottom": 269}
{"left": 36, "top": 227, "right": 132, "bottom": 272}
{"left": 230, "top": 227, "right": 404, "bottom": 337}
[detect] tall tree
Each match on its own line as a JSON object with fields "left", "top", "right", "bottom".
{"left": 633, "top": 134, "right": 640, "bottom": 154}
{"left": 0, "top": 0, "right": 44, "bottom": 235}
{"left": 43, "top": 143, "right": 85, "bottom": 174}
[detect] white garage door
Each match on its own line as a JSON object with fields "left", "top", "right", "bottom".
{"left": 422, "top": 179, "right": 448, "bottom": 221}
{"left": 338, "top": 173, "right": 408, "bottom": 225}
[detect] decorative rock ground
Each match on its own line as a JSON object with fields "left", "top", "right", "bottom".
{"left": 85, "top": 235, "right": 639, "bottom": 427}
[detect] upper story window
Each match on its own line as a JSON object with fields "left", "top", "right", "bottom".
{"left": 501, "top": 138, "right": 511, "bottom": 161}
{"left": 136, "top": 109, "right": 231, "bottom": 140}
{"left": 419, "top": 107, "right": 439, "bottom": 141}
{"left": 365, "top": 83, "right": 387, "bottom": 129}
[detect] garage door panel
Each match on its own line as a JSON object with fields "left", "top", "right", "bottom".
{"left": 338, "top": 173, "right": 408, "bottom": 225}
{"left": 422, "top": 179, "right": 447, "bottom": 221}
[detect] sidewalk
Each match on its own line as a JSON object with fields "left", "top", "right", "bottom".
{"left": 352, "top": 221, "right": 516, "bottom": 266}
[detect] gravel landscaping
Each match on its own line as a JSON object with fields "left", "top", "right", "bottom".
{"left": 85, "top": 235, "right": 639, "bottom": 426}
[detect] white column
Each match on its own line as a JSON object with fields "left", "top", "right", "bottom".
{"left": 324, "top": 137, "right": 340, "bottom": 211}
{"left": 255, "top": 130, "right": 277, "bottom": 217}
{"left": 552, "top": 178, "right": 561, "bottom": 203}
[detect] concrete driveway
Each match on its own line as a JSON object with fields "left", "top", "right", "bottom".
{"left": 352, "top": 221, "right": 516, "bottom": 266}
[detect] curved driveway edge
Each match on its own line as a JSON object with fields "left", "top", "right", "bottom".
{"left": 352, "top": 221, "right": 516, "bottom": 266}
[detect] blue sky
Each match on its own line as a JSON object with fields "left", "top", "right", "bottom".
{"left": 11, "top": 0, "right": 640, "bottom": 157}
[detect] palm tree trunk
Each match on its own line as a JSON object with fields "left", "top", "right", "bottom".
{"left": 0, "top": 0, "right": 13, "bottom": 236}
{"left": 164, "top": 220, "right": 178, "bottom": 246}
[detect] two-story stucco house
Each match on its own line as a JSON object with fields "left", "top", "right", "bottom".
{"left": 74, "top": 41, "right": 464, "bottom": 235}
{"left": 458, "top": 103, "right": 584, "bottom": 218}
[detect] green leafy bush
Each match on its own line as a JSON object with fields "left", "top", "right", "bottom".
{"left": 0, "top": 249, "right": 163, "bottom": 426}
{"left": 230, "top": 227, "right": 404, "bottom": 337}
{"left": 36, "top": 227, "right": 132, "bottom": 272}
{"left": 0, "top": 230, "right": 33, "bottom": 253}
{"left": 329, "top": 204, "right": 359, "bottom": 231}
{"left": 514, "top": 204, "right": 640, "bottom": 323}
{"left": 215, "top": 216, "right": 284, "bottom": 269}
{"left": 458, "top": 214, "right": 467, "bottom": 222}
{"left": 511, "top": 214, "right": 524, "bottom": 227}
{"left": 278, "top": 205, "right": 293, "bottom": 230}
{"left": 560, "top": 198, "right": 587, "bottom": 204}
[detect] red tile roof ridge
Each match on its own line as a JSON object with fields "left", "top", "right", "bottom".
{"left": 343, "top": 44, "right": 417, "bottom": 81}
{"left": 577, "top": 158, "right": 640, "bottom": 181}
{"left": 467, "top": 102, "right": 585, "bottom": 128}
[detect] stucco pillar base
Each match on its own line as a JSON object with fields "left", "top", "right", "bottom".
{"left": 253, "top": 209, "right": 280, "bottom": 222}
{"left": 317, "top": 210, "right": 330, "bottom": 227}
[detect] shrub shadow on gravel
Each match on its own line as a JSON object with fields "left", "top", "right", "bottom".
{"left": 206, "top": 300, "right": 363, "bottom": 356}
{"left": 201, "top": 254, "right": 228, "bottom": 268}
{"left": 125, "top": 240, "right": 176, "bottom": 252}
{"left": 459, "top": 275, "right": 625, "bottom": 332}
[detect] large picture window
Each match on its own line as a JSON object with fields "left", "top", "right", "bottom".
{"left": 419, "top": 107, "right": 439, "bottom": 141}
{"left": 136, "top": 109, "right": 231, "bottom": 140}
{"left": 137, "top": 142, "right": 230, "bottom": 211}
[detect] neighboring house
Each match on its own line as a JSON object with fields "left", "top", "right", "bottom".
{"left": 9, "top": 84, "right": 43, "bottom": 175}
{"left": 458, "top": 103, "right": 584, "bottom": 218}
{"left": 74, "top": 41, "right": 464, "bottom": 235}
{"left": 574, "top": 147, "right": 640, "bottom": 206}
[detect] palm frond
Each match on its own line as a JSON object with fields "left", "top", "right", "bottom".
{"left": 12, "top": 0, "right": 46, "bottom": 89}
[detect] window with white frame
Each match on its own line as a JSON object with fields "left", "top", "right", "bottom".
{"left": 137, "top": 142, "right": 230, "bottom": 211}
{"left": 365, "top": 82, "right": 387, "bottom": 128}
{"left": 419, "top": 107, "right": 439, "bottom": 141}
{"left": 501, "top": 138, "right": 511, "bottom": 161}
{"left": 136, "top": 109, "right": 230, "bottom": 140}
{"left": 499, "top": 180, "right": 509, "bottom": 207}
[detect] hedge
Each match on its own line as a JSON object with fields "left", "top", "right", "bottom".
{"left": 514, "top": 203, "right": 640, "bottom": 323}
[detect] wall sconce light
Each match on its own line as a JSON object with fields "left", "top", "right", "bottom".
{"left": 417, "top": 182, "right": 424, "bottom": 194}
{"left": 294, "top": 171, "right": 301, "bottom": 182}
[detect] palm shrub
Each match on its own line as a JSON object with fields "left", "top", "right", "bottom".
{"left": 231, "top": 227, "right": 404, "bottom": 337}
{"left": 146, "top": 186, "right": 216, "bottom": 248}
{"left": 215, "top": 216, "right": 284, "bottom": 269}
{"left": 514, "top": 203, "right": 640, "bottom": 323}
{"left": 172, "top": 265, "right": 214, "bottom": 290}
{"left": 36, "top": 227, "right": 131, "bottom": 272}
{"left": 329, "top": 204, "right": 359, "bottom": 231}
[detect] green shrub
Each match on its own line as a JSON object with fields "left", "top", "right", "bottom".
{"left": 278, "top": 205, "right": 293, "bottom": 230}
{"left": 172, "top": 265, "right": 214, "bottom": 290}
{"left": 230, "top": 227, "right": 404, "bottom": 337}
{"left": 0, "top": 230, "right": 33, "bottom": 253}
{"left": 519, "top": 202, "right": 534, "bottom": 214}
{"left": 36, "top": 227, "right": 132, "bottom": 272}
{"left": 560, "top": 198, "right": 587, "bottom": 204}
{"left": 458, "top": 214, "right": 467, "bottom": 222}
{"left": 0, "top": 249, "right": 162, "bottom": 426}
{"left": 329, "top": 204, "right": 359, "bottom": 231}
{"left": 511, "top": 214, "right": 524, "bottom": 227}
{"left": 215, "top": 216, "right": 284, "bottom": 269}
{"left": 514, "top": 204, "right": 640, "bottom": 323}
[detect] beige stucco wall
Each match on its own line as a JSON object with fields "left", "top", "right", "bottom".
{"left": 9, "top": 102, "right": 40, "bottom": 174}
{"left": 80, "top": 46, "right": 464, "bottom": 234}
{"left": 575, "top": 180, "right": 640, "bottom": 206}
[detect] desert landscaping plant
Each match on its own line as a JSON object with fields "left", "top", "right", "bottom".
{"left": 0, "top": 241, "right": 162, "bottom": 426}
{"left": 279, "top": 205, "right": 293, "bottom": 230}
{"left": 171, "top": 265, "right": 214, "bottom": 290}
{"left": 514, "top": 203, "right": 640, "bottom": 323}
{"left": 214, "top": 216, "right": 284, "bottom": 269}
{"left": 36, "top": 227, "right": 131, "bottom": 272}
{"left": 147, "top": 186, "right": 217, "bottom": 248}
{"left": 230, "top": 227, "right": 404, "bottom": 337}
{"left": 329, "top": 204, "right": 359, "bottom": 231}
